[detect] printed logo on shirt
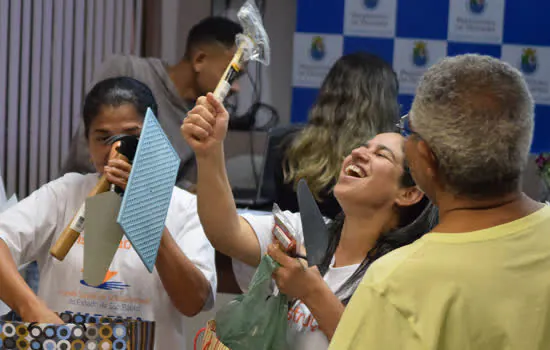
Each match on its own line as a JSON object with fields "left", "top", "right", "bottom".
{"left": 80, "top": 270, "right": 130, "bottom": 291}
{"left": 76, "top": 235, "right": 134, "bottom": 250}
{"left": 288, "top": 301, "right": 319, "bottom": 332}
{"left": 59, "top": 289, "right": 150, "bottom": 315}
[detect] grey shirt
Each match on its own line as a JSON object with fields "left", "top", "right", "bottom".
{"left": 60, "top": 55, "right": 196, "bottom": 189}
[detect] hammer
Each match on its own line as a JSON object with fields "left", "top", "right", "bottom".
{"left": 49, "top": 135, "right": 139, "bottom": 261}
{"left": 213, "top": 0, "right": 271, "bottom": 102}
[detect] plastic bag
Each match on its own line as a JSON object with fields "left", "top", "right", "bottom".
{"left": 236, "top": 0, "right": 270, "bottom": 66}
{"left": 272, "top": 203, "right": 297, "bottom": 255}
{"left": 214, "top": 0, "right": 270, "bottom": 101}
{"left": 215, "top": 255, "right": 289, "bottom": 350}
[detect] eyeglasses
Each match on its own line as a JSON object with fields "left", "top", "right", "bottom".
{"left": 397, "top": 114, "right": 414, "bottom": 137}
{"left": 397, "top": 113, "right": 438, "bottom": 164}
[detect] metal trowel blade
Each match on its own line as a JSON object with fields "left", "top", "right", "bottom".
{"left": 83, "top": 191, "right": 124, "bottom": 287}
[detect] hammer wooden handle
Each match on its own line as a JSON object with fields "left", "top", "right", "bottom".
{"left": 213, "top": 46, "right": 245, "bottom": 101}
{"left": 49, "top": 151, "right": 128, "bottom": 261}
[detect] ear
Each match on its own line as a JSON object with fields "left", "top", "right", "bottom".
{"left": 416, "top": 139, "right": 438, "bottom": 180}
{"left": 191, "top": 49, "right": 207, "bottom": 73}
{"left": 395, "top": 185, "right": 424, "bottom": 207}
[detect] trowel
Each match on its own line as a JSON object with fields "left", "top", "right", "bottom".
{"left": 82, "top": 135, "right": 138, "bottom": 287}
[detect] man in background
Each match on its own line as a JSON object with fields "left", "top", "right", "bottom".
{"left": 61, "top": 16, "right": 242, "bottom": 190}
{"left": 330, "top": 54, "right": 550, "bottom": 349}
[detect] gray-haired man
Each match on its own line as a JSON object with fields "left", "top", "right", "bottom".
{"left": 330, "top": 54, "right": 550, "bottom": 350}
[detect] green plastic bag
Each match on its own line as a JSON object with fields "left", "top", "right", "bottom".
{"left": 215, "top": 255, "right": 289, "bottom": 350}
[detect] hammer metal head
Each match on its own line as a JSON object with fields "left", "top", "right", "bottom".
{"left": 237, "top": 0, "right": 270, "bottom": 66}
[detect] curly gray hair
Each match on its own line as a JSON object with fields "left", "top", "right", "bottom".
{"left": 411, "top": 54, "right": 534, "bottom": 198}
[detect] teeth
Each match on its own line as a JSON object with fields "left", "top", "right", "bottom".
{"left": 345, "top": 164, "right": 366, "bottom": 178}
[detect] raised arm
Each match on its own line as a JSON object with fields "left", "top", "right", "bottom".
{"left": 181, "top": 93, "right": 262, "bottom": 267}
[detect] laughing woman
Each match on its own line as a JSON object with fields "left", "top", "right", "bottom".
{"left": 275, "top": 52, "right": 400, "bottom": 219}
{"left": 181, "top": 93, "right": 437, "bottom": 349}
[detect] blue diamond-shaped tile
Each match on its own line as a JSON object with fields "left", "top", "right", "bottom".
{"left": 117, "top": 108, "right": 180, "bottom": 272}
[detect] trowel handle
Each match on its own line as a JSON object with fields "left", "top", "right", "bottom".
{"left": 213, "top": 45, "right": 245, "bottom": 102}
{"left": 50, "top": 145, "right": 128, "bottom": 261}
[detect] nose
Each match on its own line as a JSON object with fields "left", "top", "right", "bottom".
{"left": 350, "top": 146, "right": 370, "bottom": 162}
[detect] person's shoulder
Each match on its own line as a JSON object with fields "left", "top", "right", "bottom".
{"left": 100, "top": 54, "right": 159, "bottom": 75}
{"left": 110, "top": 55, "right": 165, "bottom": 73}
{"left": 100, "top": 54, "right": 135, "bottom": 68}
{"left": 45, "top": 172, "right": 97, "bottom": 191}
{"left": 364, "top": 239, "right": 428, "bottom": 288}
{"left": 26, "top": 173, "right": 97, "bottom": 204}
{"left": 103, "top": 54, "right": 153, "bottom": 65}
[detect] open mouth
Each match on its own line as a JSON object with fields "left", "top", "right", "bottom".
{"left": 344, "top": 164, "right": 367, "bottom": 178}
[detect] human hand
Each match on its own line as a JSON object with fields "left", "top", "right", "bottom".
{"left": 267, "top": 244, "right": 324, "bottom": 302}
{"left": 104, "top": 158, "right": 132, "bottom": 191}
{"left": 20, "top": 301, "right": 64, "bottom": 324}
{"left": 181, "top": 93, "right": 229, "bottom": 158}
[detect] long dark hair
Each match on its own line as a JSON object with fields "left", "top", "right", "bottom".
{"left": 318, "top": 163, "right": 438, "bottom": 305}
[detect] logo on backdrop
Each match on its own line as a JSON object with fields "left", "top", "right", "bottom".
{"left": 293, "top": 33, "right": 342, "bottom": 88}
{"left": 363, "top": 0, "right": 379, "bottom": 10}
{"left": 521, "top": 48, "right": 538, "bottom": 74}
{"left": 448, "top": 0, "right": 503, "bottom": 44}
{"left": 310, "top": 36, "right": 326, "bottom": 61}
{"left": 468, "top": 0, "right": 485, "bottom": 14}
{"left": 393, "top": 39, "right": 447, "bottom": 95}
{"left": 412, "top": 41, "right": 428, "bottom": 67}
{"left": 344, "top": 0, "right": 396, "bottom": 38}
{"left": 501, "top": 45, "right": 549, "bottom": 106}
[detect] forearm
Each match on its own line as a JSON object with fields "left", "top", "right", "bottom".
{"left": 155, "top": 229, "right": 211, "bottom": 317}
{"left": 195, "top": 146, "right": 261, "bottom": 266}
{"left": 0, "top": 240, "right": 42, "bottom": 318}
{"left": 302, "top": 282, "right": 346, "bottom": 341}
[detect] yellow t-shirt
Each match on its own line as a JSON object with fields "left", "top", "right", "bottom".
{"left": 330, "top": 205, "right": 550, "bottom": 350}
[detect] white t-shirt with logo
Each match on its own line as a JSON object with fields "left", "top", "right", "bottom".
{"left": 233, "top": 211, "right": 358, "bottom": 350}
{"left": 0, "top": 173, "right": 217, "bottom": 350}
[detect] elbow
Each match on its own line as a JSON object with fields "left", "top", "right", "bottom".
{"left": 174, "top": 284, "right": 211, "bottom": 317}
{"left": 177, "top": 304, "right": 202, "bottom": 318}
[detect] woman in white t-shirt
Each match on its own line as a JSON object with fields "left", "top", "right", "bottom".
{"left": 181, "top": 93, "right": 437, "bottom": 349}
{"left": 0, "top": 77, "right": 216, "bottom": 349}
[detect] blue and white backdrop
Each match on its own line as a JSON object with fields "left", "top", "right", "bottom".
{"left": 291, "top": 0, "right": 550, "bottom": 152}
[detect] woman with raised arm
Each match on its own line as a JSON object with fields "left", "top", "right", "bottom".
{"left": 181, "top": 93, "right": 437, "bottom": 349}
